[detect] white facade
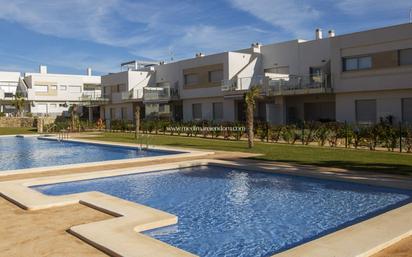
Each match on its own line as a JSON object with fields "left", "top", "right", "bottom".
{"left": 0, "top": 71, "right": 21, "bottom": 114}
{"left": 22, "top": 66, "right": 101, "bottom": 117}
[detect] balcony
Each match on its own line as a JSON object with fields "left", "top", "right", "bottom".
{"left": 221, "top": 76, "right": 265, "bottom": 92}
{"left": 266, "top": 74, "right": 332, "bottom": 96}
{"left": 77, "top": 91, "right": 108, "bottom": 106}
{"left": 222, "top": 74, "right": 332, "bottom": 96}
{"left": 143, "top": 86, "right": 179, "bottom": 103}
{"left": 0, "top": 89, "right": 4, "bottom": 100}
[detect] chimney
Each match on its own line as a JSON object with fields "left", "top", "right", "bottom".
{"left": 86, "top": 67, "right": 92, "bottom": 76}
{"left": 195, "top": 52, "right": 204, "bottom": 58}
{"left": 328, "top": 30, "right": 335, "bottom": 38}
{"left": 39, "top": 65, "right": 47, "bottom": 74}
{"left": 315, "top": 28, "right": 323, "bottom": 40}
{"left": 251, "top": 42, "right": 261, "bottom": 53}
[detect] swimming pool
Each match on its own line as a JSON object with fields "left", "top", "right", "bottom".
{"left": 33, "top": 165, "right": 412, "bottom": 257}
{"left": 0, "top": 136, "right": 182, "bottom": 171}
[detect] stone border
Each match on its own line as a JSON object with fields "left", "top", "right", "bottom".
{"left": 0, "top": 136, "right": 213, "bottom": 177}
{"left": 1, "top": 159, "right": 411, "bottom": 257}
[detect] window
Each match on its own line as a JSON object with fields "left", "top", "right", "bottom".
{"left": 69, "top": 86, "right": 81, "bottom": 93}
{"left": 184, "top": 74, "right": 199, "bottom": 86}
{"left": 60, "top": 85, "right": 67, "bottom": 91}
{"left": 343, "top": 56, "right": 372, "bottom": 71}
{"left": 49, "top": 103, "right": 57, "bottom": 108}
{"left": 50, "top": 85, "right": 57, "bottom": 90}
{"left": 356, "top": 99, "right": 376, "bottom": 124}
{"left": 33, "top": 85, "right": 48, "bottom": 92}
{"left": 192, "top": 103, "right": 202, "bottom": 120}
{"left": 159, "top": 104, "right": 165, "bottom": 113}
{"left": 208, "top": 70, "right": 223, "bottom": 83}
{"left": 399, "top": 48, "right": 412, "bottom": 66}
{"left": 402, "top": 98, "right": 412, "bottom": 123}
{"left": 110, "top": 108, "right": 116, "bottom": 120}
{"left": 212, "top": 102, "right": 223, "bottom": 120}
{"left": 121, "top": 107, "right": 128, "bottom": 120}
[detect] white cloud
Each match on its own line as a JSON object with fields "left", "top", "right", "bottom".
{"left": 227, "top": 0, "right": 320, "bottom": 37}
{"left": 336, "top": 0, "right": 412, "bottom": 15}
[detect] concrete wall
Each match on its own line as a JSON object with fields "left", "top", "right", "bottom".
{"left": 0, "top": 117, "right": 55, "bottom": 128}
{"left": 336, "top": 89, "right": 412, "bottom": 123}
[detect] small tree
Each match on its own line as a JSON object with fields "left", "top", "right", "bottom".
{"left": 13, "top": 93, "right": 25, "bottom": 117}
{"left": 134, "top": 105, "right": 141, "bottom": 139}
{"left": 69, "top": 104, "right": 79, "bottom": 131}
{"left": 244, "top": 85, "right": 260, "bottom": 148}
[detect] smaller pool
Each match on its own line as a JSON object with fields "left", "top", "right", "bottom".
{"left": 33, "top": 165, "right": 412, "bottom": 257}
{"left": 0, "top": 136, "right": 182, "bottom": 171}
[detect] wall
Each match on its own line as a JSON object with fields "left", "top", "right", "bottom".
{"left": 336, "top": 89, "right": 412, "bottom": 123}
{"left": 330, "top": 23, "right": 412, "bottom": 93}
{"left": 0, "top": 117, "right": 55, "bottom": 128}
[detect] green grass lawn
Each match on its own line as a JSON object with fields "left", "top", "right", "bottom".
{"left": 0, "top": 127, "right": 37, "bottom": 135}
{"left": 84, "top": 132, "right": 412, "bottom": 175}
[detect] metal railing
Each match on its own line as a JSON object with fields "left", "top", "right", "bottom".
{"left": 57, "top": 130, "right": 69, "bottom": 141}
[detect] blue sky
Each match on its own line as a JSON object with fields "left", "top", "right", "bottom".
{"left": 0, "top": 0, "right": 410, "bottom": 75}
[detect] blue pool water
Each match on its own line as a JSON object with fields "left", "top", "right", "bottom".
{"left": 0, "top": 136, "right": 180, "bottom": 171}
{"left": 34, "top": 166, "right": 412, "bottom": 257}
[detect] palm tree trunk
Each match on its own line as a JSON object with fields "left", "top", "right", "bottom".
{"left": 134, "top": 105, "right": 140, "bottom": 139}
{"left": 246, "top": 103, "right": 254, "bottom": 148}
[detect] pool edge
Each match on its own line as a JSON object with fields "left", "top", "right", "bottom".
{"left": 1, "top": 159, "right": 412, "bottom": 257}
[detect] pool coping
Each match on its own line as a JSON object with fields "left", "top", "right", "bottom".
{"left": 0, "top": 136, "right": 214, "bottom": 177}
{"left": 0, "top": 159, "right": 411, "bottom": 257}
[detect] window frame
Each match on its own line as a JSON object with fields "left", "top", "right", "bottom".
{"left": 355, "top": 99, "right": 377, "bottom": 124}
{"left": 192, "top": 103, "right": 202, "bottom": 120}
{"left": 342, "top": 55, "right": 372, "bottom": 72}
{"left": 399, "top": 48, "right": 412, "bottom": 66}
{"left": 212, "top": 102, "right": 223, "bottom": 121}
{"left": 208, "top": 69, "right": 224, "bottom": 83}
{"left": 184, "top": 73, "right": 199, "bottom": 86}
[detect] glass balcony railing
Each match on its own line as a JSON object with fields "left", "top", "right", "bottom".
{"left": 266, "top": 73, "right": 332, "bottom": 96}
{"left": 222, "top": 74, "right": 332, "bottom": 96}
{"left": 143, "top": 86, "right": 179, "bottom": 102}
{"left": 221, "top": 75, "right": 266, "bottom": 92}
{"left": 121, "top": 88, "right": 143, "bottom": 101}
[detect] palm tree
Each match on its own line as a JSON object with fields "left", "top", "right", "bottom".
{"left": 244, "top": 85, "right": 260, "bottom": 148}
{"left": 134, "top": 105, "right": 141, "bottom": 139}
{"left": 13, "top": 93, "right": 25, "bottom": 117}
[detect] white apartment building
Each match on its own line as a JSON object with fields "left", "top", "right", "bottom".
{"left": 0, "top": 65, "right": 103, "bottom": 119}
{"left": 14, "top": 65, "right": 103, "bottom": 119}
{"left": 0, "top": 71, "right": 23, "bottom": 115}
{"left": 99, "top": 23, "right": 412, "bottom": 125}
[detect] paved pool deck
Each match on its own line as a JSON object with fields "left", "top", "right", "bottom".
{"left": 0, "top": 136, "right": 411, "bottom": 257}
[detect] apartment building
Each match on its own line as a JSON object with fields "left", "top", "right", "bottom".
{"left": 101, "top": 23, "right": 412, "bottom": 125}
{"left": 331, "top": 24, "right": 412, "bottom": 124}
{"left": 0, "top": 71, "right": 24, "bottom": 115}
{"left": 100, "top": 61, "right": 156, "bottom": 123}
{"left": 20, "top": 65, "right": 102, "bottom": 119}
